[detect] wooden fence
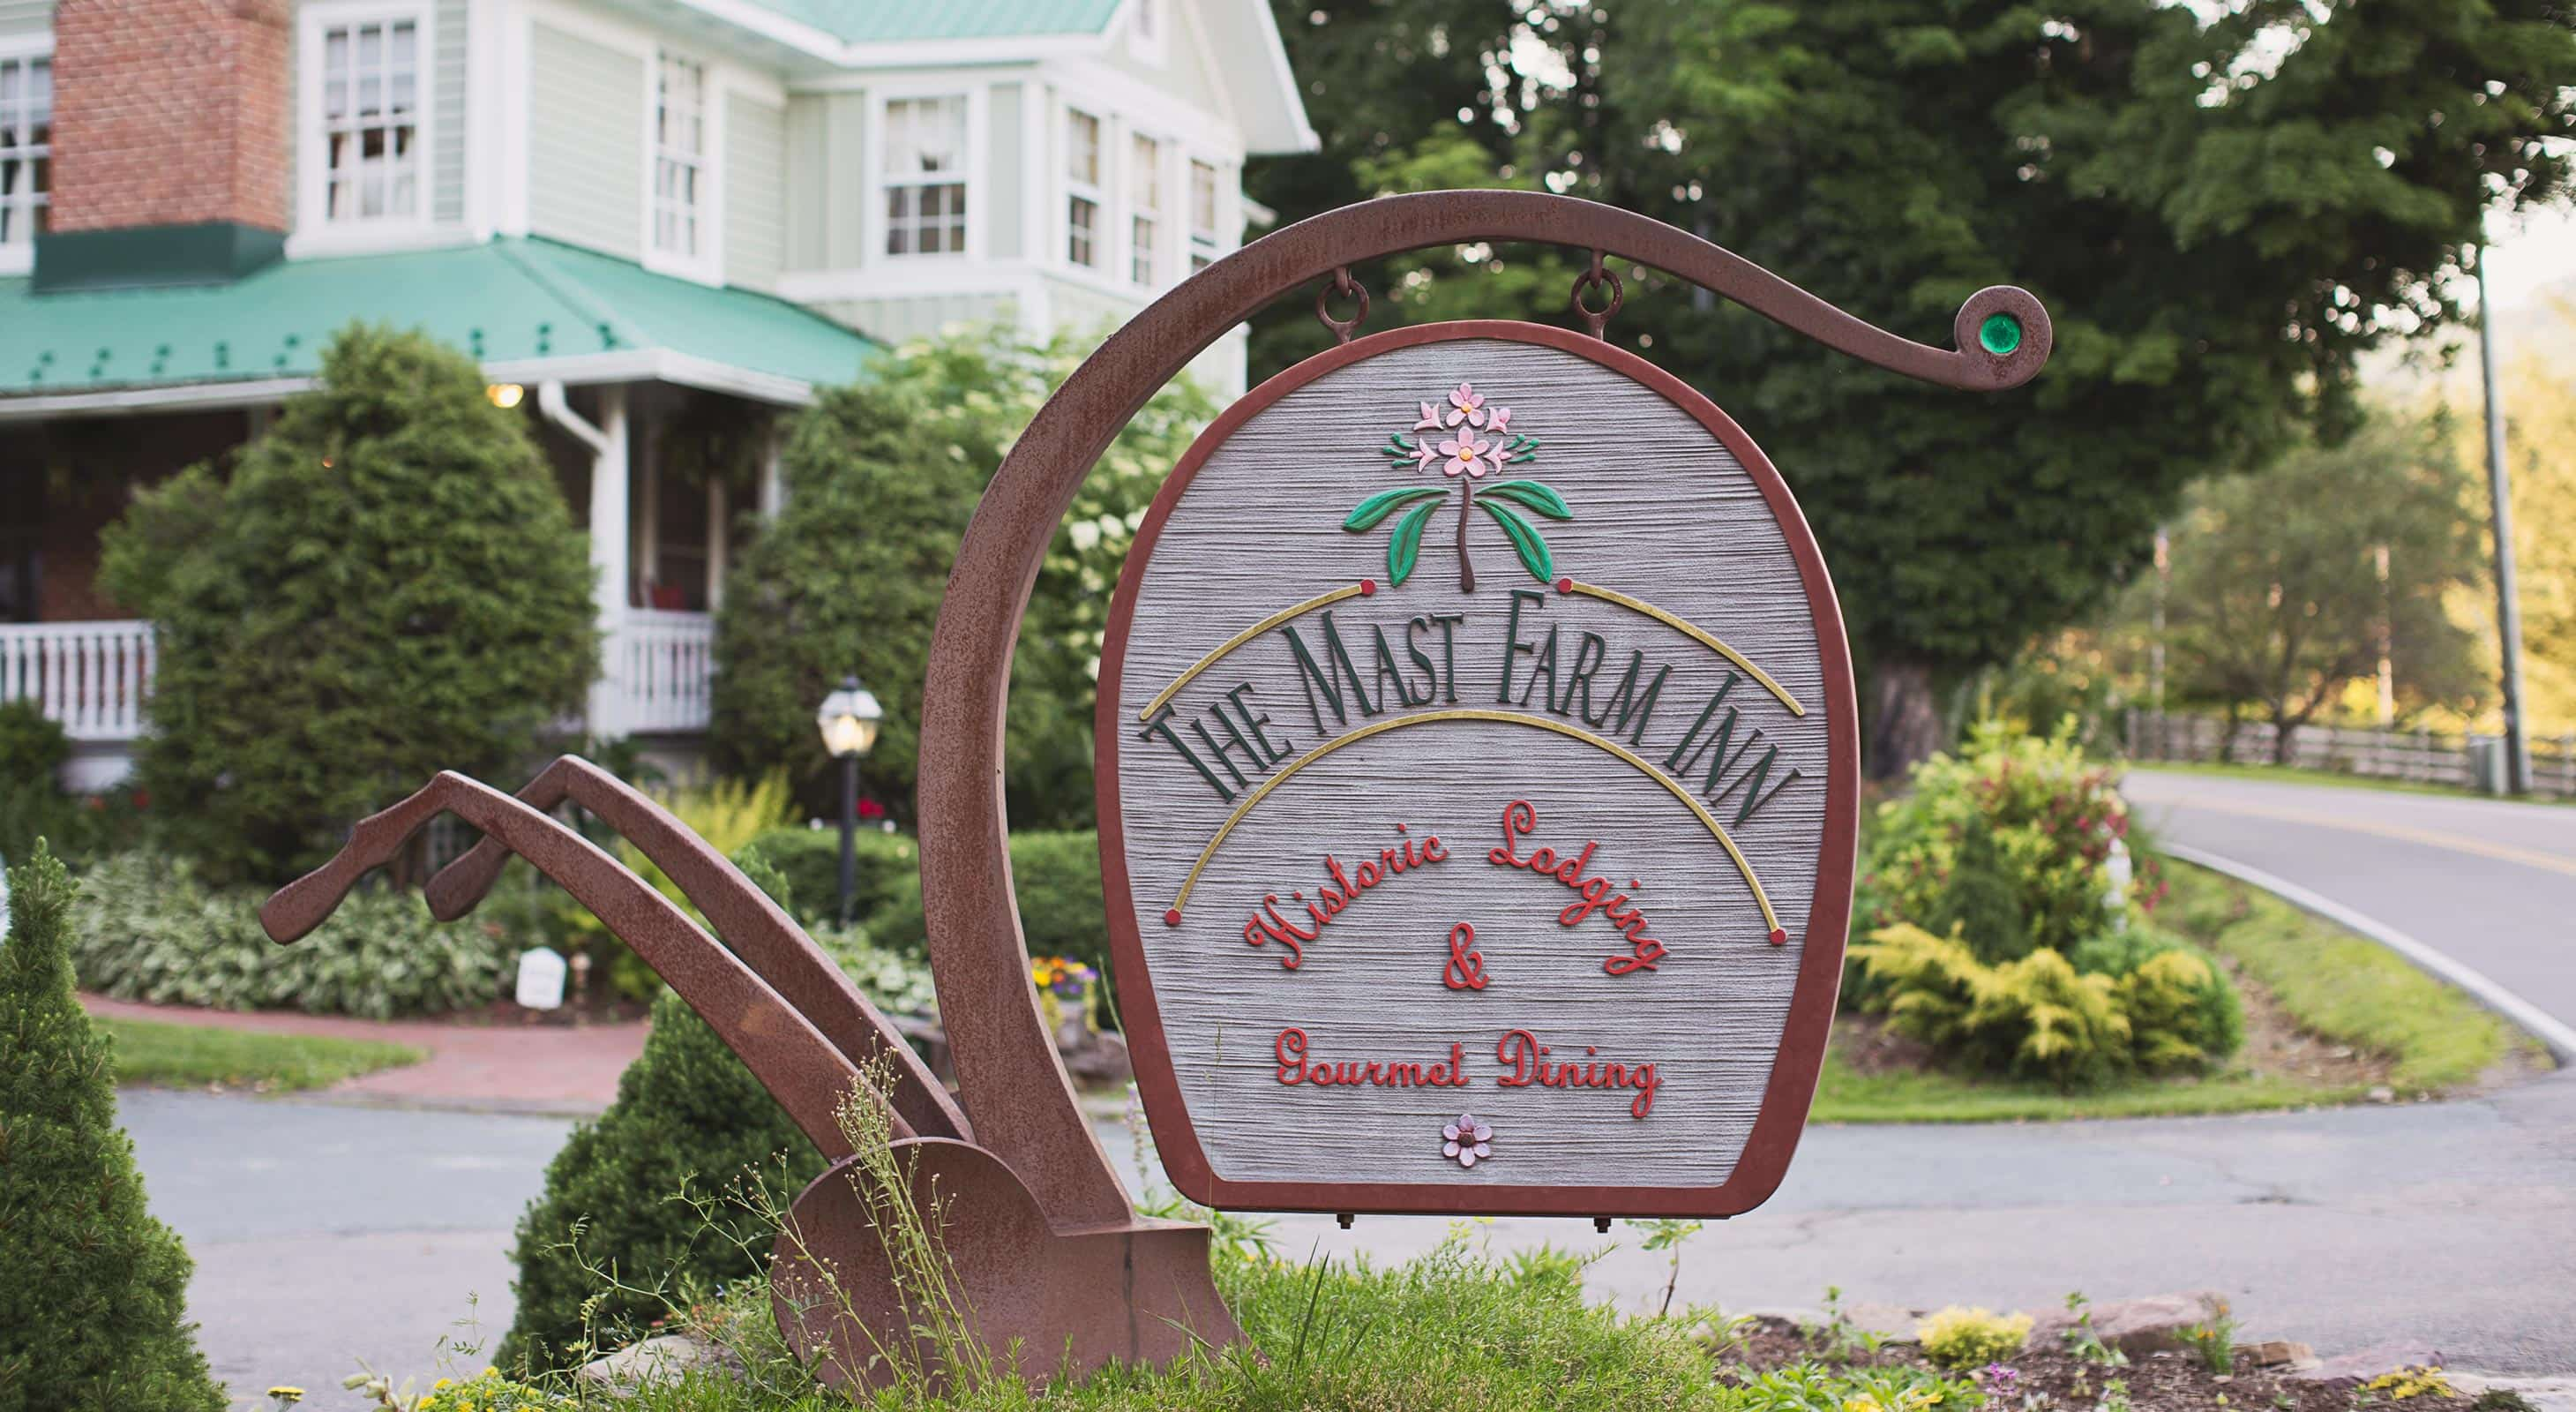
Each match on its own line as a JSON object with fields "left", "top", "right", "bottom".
{"left": 2124, "top": 710, "right": 2576, "bottom": 799}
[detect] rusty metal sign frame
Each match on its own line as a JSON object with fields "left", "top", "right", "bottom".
{"left": 265, "top": 189, "right": 2050, "bottom": 1391}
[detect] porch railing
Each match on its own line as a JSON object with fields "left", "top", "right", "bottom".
{"left": 0, "top": 620, "right": 155, "bottom": 741}
{"left": 598, "top": 609, "right": 716, "bottom": 737}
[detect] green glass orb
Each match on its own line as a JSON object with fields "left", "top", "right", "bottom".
{"left": 1978, "top": 313, "right": 2023, "bottom": 356}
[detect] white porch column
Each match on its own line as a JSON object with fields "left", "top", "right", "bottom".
{"left": 757, "top": 429, "right": 785, "bottom": 519}
{"left": 706, "top": 476, "right": 730, "bottom": 610}
{"left": 543, "top": 383, "right": 631, "bottom": 736}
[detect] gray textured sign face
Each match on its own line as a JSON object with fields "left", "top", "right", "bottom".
{"left": 1097, "top": 323, "right": 1858, "bottom": 1218}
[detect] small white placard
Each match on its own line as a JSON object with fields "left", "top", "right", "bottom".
{"left": 515, "top": 946, "right": 567, "bottom": 1010}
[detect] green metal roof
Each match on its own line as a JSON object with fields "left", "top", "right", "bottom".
{"left": 747, "top": 0, "right": 1121, "bottom": 44}
{"left": 0, "top": 237, "right": 882, "bottom": 402}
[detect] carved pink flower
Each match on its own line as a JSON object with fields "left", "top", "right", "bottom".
{"left": 1442, "top": 1113, "right": 1493, "bottom": 1168}
{"left": 1486, "top": 406, "right": 1511, "bottom": 437}
{"left": 1438, "top": 434, "right": 1493, "bottom": 478}
{"left": 1447, "top": 382, "right": 1488, "bottom": 427}
{"left": 1412, "top": 400, "right": 1446, "bottom": 433}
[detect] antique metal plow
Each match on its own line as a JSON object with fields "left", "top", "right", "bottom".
{"left": 261, "top": 755, "right": 1239, "bottom": 1390}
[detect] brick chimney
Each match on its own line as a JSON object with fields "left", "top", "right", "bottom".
{"left": 34, "top": 0, "right": 291, "bottom": 290}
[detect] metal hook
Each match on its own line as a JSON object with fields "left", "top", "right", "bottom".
{"left": 1570, "top": 252, "right": 1624, "bottom": 340}
{"left": 1314, "top": 267, "right": 1370, "bottom": 344}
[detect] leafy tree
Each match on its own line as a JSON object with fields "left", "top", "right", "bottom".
{"left": 711, "top": 327, "right": 1215, "bottom": 828}
{"left": 2476, "top": 328, "right": 2576, "bottom": 732}
{"left": 0, "top": 844, "right": 226, "bottom": 1411}
{"left": 2150, "top": 415, "right": 2488, "bottom": 756}
{"left": 1248, "top": 0, "right": 2576, "bottom": 774}
{"left": 99, "top": 325, "right": 597, "bottom": 883}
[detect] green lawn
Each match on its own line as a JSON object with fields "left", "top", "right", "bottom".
{"left": 2128, "top": 759, "right": 2572, "bottom": 807}
{"left": 101, "top": 1017, "right": 423, "bottom": 1093}
{"left": 1811, "top": 859, "right": 2539, "bottom": 1124}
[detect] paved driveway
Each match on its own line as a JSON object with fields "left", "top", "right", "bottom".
{"left": 2123, "top": 769, "right": 2576, "bottom": 1042}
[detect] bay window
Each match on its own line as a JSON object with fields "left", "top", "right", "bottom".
{"left": 1129, "top": 132, "right": 1161, "bottom": 287}
{"left": 0, "top": 52, "right": 49, "bottom": 252}
{"left": 1065, "top": 109, "right": 1103, "bottom": 270}
{"left": 882, "top": 95, "right": 967, "bottom": 257}
{"left": 652, "top": 54, "right": 708, "bottom": 262}
{"left": 316, "top": 12, "right": 423, "bottom": 225}
{"left": 1188, "top": 158, "right": 1218, "bottom": 271}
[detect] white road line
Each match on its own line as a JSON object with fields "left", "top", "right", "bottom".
{"left": 2162, "top": 843, "right": 2576, "bottom": 1065}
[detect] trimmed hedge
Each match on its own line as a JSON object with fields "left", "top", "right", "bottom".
{"left": 733, "top": 825, "right": 918, "bottom": 928}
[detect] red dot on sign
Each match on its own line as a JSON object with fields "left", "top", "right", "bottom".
{"left": 1768, "top": 928, "right": 1788, "bottom": 947}
{"left": 1554, "top": 577, "right": 1574, "bottom": 594}
{"left": 1164, "top": 909, "right": 1183, "bottom": 928}
{"left": 1359, "top": 579, "right": 1377, "bottom": 597}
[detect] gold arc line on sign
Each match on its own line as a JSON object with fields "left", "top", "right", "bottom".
{"left": 1163, "top": 708, "right": 1782, "bottom": 936}
{"left": 1135, "top": 583, "right": 1370, "bottom": 722}
{"left": 1562, "top": 581, "right": 1805, "bottom": 717}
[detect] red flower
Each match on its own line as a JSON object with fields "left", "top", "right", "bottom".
{"left": 131, "top": 789, "right": 151, "bottom": 811}
{"left": 857, "top": 797, "right": 886, "bottom": 820}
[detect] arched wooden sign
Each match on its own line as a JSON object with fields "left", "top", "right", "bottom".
{"left": 1098, "top": 319, "right": 1857, "bottom": 1218}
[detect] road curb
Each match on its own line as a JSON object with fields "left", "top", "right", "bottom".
{"left": 2162, "top": 843, "right": 2576, "bottom": 1064}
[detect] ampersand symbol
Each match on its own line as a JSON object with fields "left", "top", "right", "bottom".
{"left": 1442, "top": 921, "right": 1489, "bottom": 991}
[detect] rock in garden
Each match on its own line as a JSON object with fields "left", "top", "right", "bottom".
{"left": 2282, "top": 1344, "right": 2445, "bottom": 1393}
{"left": 2025, "top": 1291, "right": 2227, "bottom": 1356}
{"left": 575, "top": 1333, "right": 740, "bottom": 1398}
{"left": 2238, "top": 1338, "right": 2315, "bottom": 1369}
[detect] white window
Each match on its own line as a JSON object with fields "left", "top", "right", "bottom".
{"left": 1128, "top": 132, "right": 1161, "bottom": 286}
{"left": 0, "top": 53, "right": 49, "bottom": 251}
{"left": 652, "top": 54, "right": 708, "bottom": 261}
{"left": 882, "top": 95, "right": 967, "bottom": 257}
{"left": 1129, "top": 0, "right": 1166, "bottom": 64}
{"left": 1188, "top": 158, "right": 1219, "bottom": 272}
{"left": 1065, "top": 109, "right": 1103, "bottom": 270}
{"left": 316, "top": 13, "right": 423, "bottom": 225}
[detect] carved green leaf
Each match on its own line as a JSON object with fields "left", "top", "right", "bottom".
{"left": 1344, "top": 485, "right": 1447, "bottom": 532}
{"left": 1480, "top": 480, "right": 1573, "bottom": 521}
{"left": 1479, "top": 499, "right": 1554, "bottom": 582}
{"left": 1389, "top": 503, "right": 1435, "bottom": 586}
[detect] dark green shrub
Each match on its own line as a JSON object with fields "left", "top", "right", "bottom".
{"left": 99, "top": 324, "right": 597, "bottom": 885}
{"left": 0, "top": 699, "right": 68, "bottom": 788}
{"left": 68, "top": 850, "right": 514, "bottom": 1018}
{"left": 710, "top": 327, "right": 1213, "bottom": 830}
{"left": 860, "top": 829, "right": 1111, "bottom": 1022}
{"left": 0, "top": 843, "right": 226, "bottom": 1409}
{"left": 732, "top": 825, "right": 917, "bottom": 928}
{"left": 497, "top": 988, "right": 822, "bottom": 1373}
{"left": 1913, "top": 812, "right": 2032, "bottom": 965}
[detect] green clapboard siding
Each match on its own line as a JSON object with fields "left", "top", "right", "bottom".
{"left": 528, "top": 23, "right": 643, "bottom": 260}
{"left": 725, "top": 92, "right": 785, "bottom": 290}
{"left": 748, "top": 0, "right": 1117, "bottom": 44}
{"left": 0, "top": 0, "right": 50, "bottom": 39}
{"left": 986, "top": 82, "right": 1022, "bottom": 261}
{"left": 434, "top": 0, "right": 468, "bottom": 224}
{"left": 782, "top": 94, "right": 828, "bottom": 272}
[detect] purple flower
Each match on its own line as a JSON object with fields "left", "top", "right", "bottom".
{"left": 1442, "top": 1113, "right": 1493, "bottom": 1168}
{"left": 1979, "top": 1364, "right": 2019, "bottom": 1393}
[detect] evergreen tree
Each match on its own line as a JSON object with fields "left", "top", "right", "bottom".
{"left": 99, "top": 324, "right": 598, "bottom": 883}
{"left": 496, "top": 988, "right": 820, "bottom": 1372}
{"left": 0, "top": 844, "right": 226, "bottom": 1412}
{"left": 1247, "top": 0, "right": 2576, "bottom": 774}
{"left": 711, "top": 326, "right": 1212, "bottom": 828}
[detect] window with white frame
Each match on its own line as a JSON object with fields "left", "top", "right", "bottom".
{"left": 0, "top": 53, "right": 49, "bottom": 251}
{"left": 652, "top": 54, "right": 708, "bottom": 261}
{"left": 1064, "top": 109, "right": 1102, "bottom": 270}
{"left": 1129, "top": 0, "right": 1165, "bottom": 64}
{"left": 1128, "top": 132, "right": 1161, "bottom": 287}
{"left": 882, "top": 95, "right": 967, "bottom": 257}
{"left": 316, "top": 13, "right": 423, "bottom": 225}
{"left": 1188, "top": 158, "right": 1219, "bottom": 271}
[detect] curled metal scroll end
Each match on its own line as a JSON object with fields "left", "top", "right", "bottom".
{"left": 1952, "top": 285, "right": 2052, "bottom": 391}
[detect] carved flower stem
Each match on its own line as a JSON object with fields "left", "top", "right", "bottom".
{"left": 1456, "top": 478, "right": 1478, "bottom": 592}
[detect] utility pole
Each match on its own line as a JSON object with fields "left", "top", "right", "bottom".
{"left": 2476, "top": 246, "right": 2533, "bottom": 794}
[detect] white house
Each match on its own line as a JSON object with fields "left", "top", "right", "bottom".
{"left": 0, "top": 0, "right": 1315, "bottom": 787}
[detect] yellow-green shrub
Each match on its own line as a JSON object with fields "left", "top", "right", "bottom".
{"left": 1915, "top": 1305, "right": 2032, "bottom": 1370}
{"left": 1853, "top": 922, "right": 2238, "bottom": 1086}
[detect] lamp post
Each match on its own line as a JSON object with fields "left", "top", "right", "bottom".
{"left": 815, "top": 674, "right": 884, "bottom": 924}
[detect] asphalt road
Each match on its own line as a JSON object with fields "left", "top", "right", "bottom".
{"left": 125, "top": 1067, "right": 2576, "bottom": 1403}
{"left": 2123, "top": 768, "right": 2576, "bottom": 1040}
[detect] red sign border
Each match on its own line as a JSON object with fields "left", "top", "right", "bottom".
{"left": 1094, "top": 319, "right": 1859, "bottom": 1219}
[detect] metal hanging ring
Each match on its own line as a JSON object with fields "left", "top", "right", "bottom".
{"left": 1314, "top": 267, "right": 1370, "bottom": 344}
{"left": 1570, "top": 254, "right": 1624, "bottom": 339}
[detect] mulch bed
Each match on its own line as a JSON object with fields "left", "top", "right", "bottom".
{"left": 1714, "top": 1317, "right": 2482, "bottom": 1412}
